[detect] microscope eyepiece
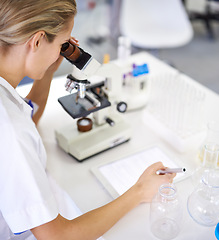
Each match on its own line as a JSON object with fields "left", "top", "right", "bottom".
{"left": 60, "top": 41, "right": 81, "bottom": 62}
{"left": 60, "top": 41, "right": 92, "bottom": 70}
{"left": 61, "top": 42, "right": 70, "bottom": 52}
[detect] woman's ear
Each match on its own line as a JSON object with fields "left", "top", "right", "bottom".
{"left": 27, "top": 31, "right": 46, "bottom": 52}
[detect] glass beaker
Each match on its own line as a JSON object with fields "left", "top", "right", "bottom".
{"left": 192, "top": 143, "right": 219, "bottom": 186}
{"left": 150, "top": 183, "right": 182, "bottom": 240}
{"left": 199, "top": 121, "right": 219, "bottom": 165}
{"left": 188, "top": 169, "right": 219, "bottom": 227}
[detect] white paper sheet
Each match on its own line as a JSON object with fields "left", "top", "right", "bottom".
{"left": 97, "top": 147, "right": 185, "bottom": 196}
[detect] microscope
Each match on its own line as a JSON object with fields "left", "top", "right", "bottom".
{"left": 55, "top": 41, "right": 132, "bottom": 161}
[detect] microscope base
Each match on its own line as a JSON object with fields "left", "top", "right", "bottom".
{"left": 55, "top": 117, "right": 132, "bottom": 161}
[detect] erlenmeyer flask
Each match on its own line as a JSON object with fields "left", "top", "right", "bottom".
{"left": 188, "top": 169, "right": 219, "bottom": 226}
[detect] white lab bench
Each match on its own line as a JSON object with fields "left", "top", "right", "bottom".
{"left": 18, "top": 52, "right": 219, "bottom": 240}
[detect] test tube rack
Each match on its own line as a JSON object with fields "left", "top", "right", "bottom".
{"left": 143, "top": 71, "right": 207, "bottom": 152}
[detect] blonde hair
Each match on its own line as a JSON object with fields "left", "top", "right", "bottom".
{"left": 0, "top": 0, "right": 77, "bottom": 48}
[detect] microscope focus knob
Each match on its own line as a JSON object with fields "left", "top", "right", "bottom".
{"left": 117, "top": 102, "right": 127, "bottom": 113}
{"left": 105, "top": 117, "right": 115, "bottom": 127}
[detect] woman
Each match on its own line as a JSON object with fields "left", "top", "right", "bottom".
{"left": 0, "top": 0, "right": 175, "bottom": 239}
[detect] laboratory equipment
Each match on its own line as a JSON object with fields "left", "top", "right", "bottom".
{"left": 143, "top": 71, "right": 207, "bottom": 152}
{"left": 60, "top": 41, "right": 101, "bottom": 99}
{"left": 56, "top": 43, "right": 150, "bottom": 161}
{"left": 199, "top": 121, "right": 219, "bottom": 164}
{"left": 187, "top": 169, "right": 219, "bottom": 226}
{"left": 192, "top": 143, "right": 219, "bottom": 186}
{"left": 150, "top": 183, "right": 182, "bottom": 240}
{"left": 113, "top": 60, "right": 150, "bottom": 111}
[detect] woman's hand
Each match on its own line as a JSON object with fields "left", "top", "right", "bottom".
{"left": 31, "top": 161, "right": 176, "bottom": 240}
{"left": 69, "top": 36, "right": 79, "bottom": 46}
{"left": 133, "top": 162, "right": 176, "bottom": 203}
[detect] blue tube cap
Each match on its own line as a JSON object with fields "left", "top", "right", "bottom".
{"left": 215, "top": 223, "right": 219, "bottom": 240}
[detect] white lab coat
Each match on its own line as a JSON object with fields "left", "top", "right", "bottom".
{"left": 0, "top": 77, "right": 81, "bottom": 240}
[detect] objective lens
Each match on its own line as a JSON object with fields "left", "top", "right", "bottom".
{"left": 78, "top": 84, "right": 86, "bottom": 98}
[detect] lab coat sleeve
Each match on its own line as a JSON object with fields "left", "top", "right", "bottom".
{"left": 0, "top": 121, "right": 59, "bottom": 234}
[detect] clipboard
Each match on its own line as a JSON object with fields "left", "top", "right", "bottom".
{"left": 91, "top": 146, "right": 190, "bottom": 199}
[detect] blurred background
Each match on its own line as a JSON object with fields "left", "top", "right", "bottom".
{"left": 49, "top": 0, "right": 219, "bottom": 94}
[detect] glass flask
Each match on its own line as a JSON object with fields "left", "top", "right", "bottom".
{"left": 199, "top": 121, "right": 219, "bottom": 164}
{"left": 192, "top": 143, "right": 219, "bottom": 186}
{"left": 188, "top": 170, "right": 219, "bottom": 226}
{"left": 150, "top": 183, "right": 182, "bottom": 240}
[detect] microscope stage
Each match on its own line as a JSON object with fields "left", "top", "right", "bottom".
{"left": 58, "top": 90, "right": 111, "bottom": 119}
